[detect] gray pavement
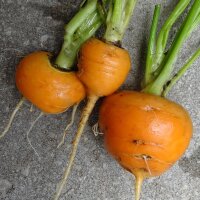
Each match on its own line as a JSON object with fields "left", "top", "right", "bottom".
{"left": 0, "top": 0, "right": 200, "bottom": 200}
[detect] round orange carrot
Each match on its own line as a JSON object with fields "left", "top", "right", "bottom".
{"left": 99, "top": 90, "right": 192, "bottom": 176}
{"left": 16, "top": 51, "right": 85, "bottom": 114}
{"left": 77, "top": 38, "right": 131, "bottom": 97}
{"left": 99, "top": 1, "right": 200, "bottom": 199}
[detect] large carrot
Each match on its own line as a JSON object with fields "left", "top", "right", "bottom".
{"left": 99, "top": 0, "right": 200, "bottom": 199}
{"left": 0, "top": 0, "right": 103, "bottom": 139}
{"left": 53, "top": 1, "right": 137, "bottom": 199}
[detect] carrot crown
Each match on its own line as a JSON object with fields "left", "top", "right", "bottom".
{"left": 142, "top": 0, "right": 200, "bottom": 96}
{"left": 55, "top": 0, "right": 103, "bottom": 70}
{"left": 103, "top": 0, "right": 137, "bottom": 44}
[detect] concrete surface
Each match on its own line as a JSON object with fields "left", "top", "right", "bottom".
{"left": 0, "top": 0, "right": 200, "bottom": 200}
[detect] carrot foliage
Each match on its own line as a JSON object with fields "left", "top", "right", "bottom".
{"left": 104, "top": 0, "right": 137, "bottom": 44}
{"left": 142, "top": 0, "right": 200, "bottom": 96}
{"left": 55, "top": 0, "right": 103, "bottom": 70}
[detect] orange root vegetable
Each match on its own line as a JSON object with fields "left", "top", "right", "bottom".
{"left": 16, "top": 51, "right": 85, "bottom": 114}
{"left": 77, "top": 38, "right": 131, "bottom": 96}
{"left": 99, "top": 1, "right": 200, "bottom": 199}
{"left": 0, "top": 0, "right": 103, "bottom": 139}
{"left": 99, "top": 91, "right": 192, "bottom": 199}
{"left": 53, "top": 1, "right": 137, "bottom": 199}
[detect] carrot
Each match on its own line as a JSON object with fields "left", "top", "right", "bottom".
{"left": 0, "top": 0, "right": 103, "bottom": 140}
{"left": 53, "top": 1, "right": 137, "bottom": 199}
{"left": 99, "top": 91, "right": 193, "bottom": 199}
{"left": 16, "top": 51, "right": 85, "bottom": 114}
{"left": 99, "top": 0, "right": 200, "bottom": 199}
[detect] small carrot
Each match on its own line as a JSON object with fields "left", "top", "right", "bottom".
{"left": 53, "top": 1, "right": 137, "bottom": 199}
{"left": 99, "top": 0, "right": 200, "bottom": 199}
{"left": 99, "top": 91, "right": 193, "bottom": 199}
{"left": 0, "top": 0, "right": 103, "bottom": 140}
{"left": 16, "top": 51, "right": 85, "bottom": 114}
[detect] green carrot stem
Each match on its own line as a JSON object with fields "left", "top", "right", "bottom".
{"left": 162, "top": 47, "right": 200, "bottom": 97}
{"left": 143, "top": 5, "right": 161, "bottom": 87}
{"left": 152, "top": 9, "right": 200, "bottom": 79}
{"left": 55, "top": 0, "right": 102, "bottom": 70}
{"left": 143, "top": 0, "right": 200, "bottom": 96}
{"left": 73, "top": 11, "right": 101, "bottom": 41}
{"left": 73, "top": 13, "right": 102, "bottom": 48}
{"left": 121, "top": 0, "right": 137, "bottom": 37}
{"left": 187, "top": 13, "right": 200, "bottom": 37}
{"left": 104, "top": 0, "right": 137, "bottom": 43}
{"left": 154, "top": 0, "right": 191, "bottom": 69}
{"left": 97, "top": 0, "right": 108, "bottom": 23}
{"left": 65, "top": 0, "right": 97, "bottom": 35}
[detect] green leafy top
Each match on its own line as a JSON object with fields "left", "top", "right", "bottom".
{"left": 142, "top": 0, "right": 200, "bottom": 96}
{"left": 104, "top": 0, "right": 137, "bottom": 44}
{"left": 55, "top": 0, "right": 103, "bottom": 70}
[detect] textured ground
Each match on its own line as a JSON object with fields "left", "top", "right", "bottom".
{"left": 0, "top": 0, "right": 200, "bottom": 200}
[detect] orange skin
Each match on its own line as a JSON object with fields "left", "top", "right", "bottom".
{"left": 16, "top": 51, "right": 85, "bottom": 114}
{"left": 99, "top": 91, "right": 193, "bottom": 178}
{"left": 77, "top": 38, "right": 131, "bottom": 96}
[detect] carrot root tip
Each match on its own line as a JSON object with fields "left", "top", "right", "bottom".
{"left": 57, "top": 104, "right": 79, "bottom": 149}
{"left": 134, "top": 174, "right": 144, "bottom": 200}
{"left": 0, "top": 97, "right": 25, "bottom": 139}
{"left": 26, "top": 112, "right": 43, "bottom": 160}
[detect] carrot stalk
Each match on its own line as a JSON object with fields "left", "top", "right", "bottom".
{"left": 143, "top": 5, "right": 161, "bottom": 87}
{"left": 97, "top": 0, "right": 108, "bottom": 22}
{"left": 154, "top": 0, "right": 191, "bottom": 69}
{"left": 53, "top": 95, "right": 98, "bottom": 200}
{"left": 152, "top": 5, "right": 200, "bottom": 79}
{"left": 57, "top": 104, "right": 79, "bottom": 148}
{"left": 55, "top": 0, "right": 102, "bottom": 70}
{"left": 104, "top": 0, "right": 137, "bottom": 44}
{"left": 163, "top": 47, "right": 200, "bottom": 97}
{"left": 143, "top": 0, "right": 200, "bottom": 95}
{"left": 0, "top": 97, "right": 25, "bottom": 139}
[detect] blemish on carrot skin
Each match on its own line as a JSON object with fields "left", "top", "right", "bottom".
{"left": 132, "top": 139, "right": 164, "bottom": 149}
{"left": 143, "top": 105, "right": 158, "bottom": 112}
{"left": 132, "top": 139, "right": 145, "bottom": 145}
{"left": 134, "top": 154, "right": 152, "bottom": 160}
{"left": 121, "top": 152, "right": 172, "bottom": 165}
